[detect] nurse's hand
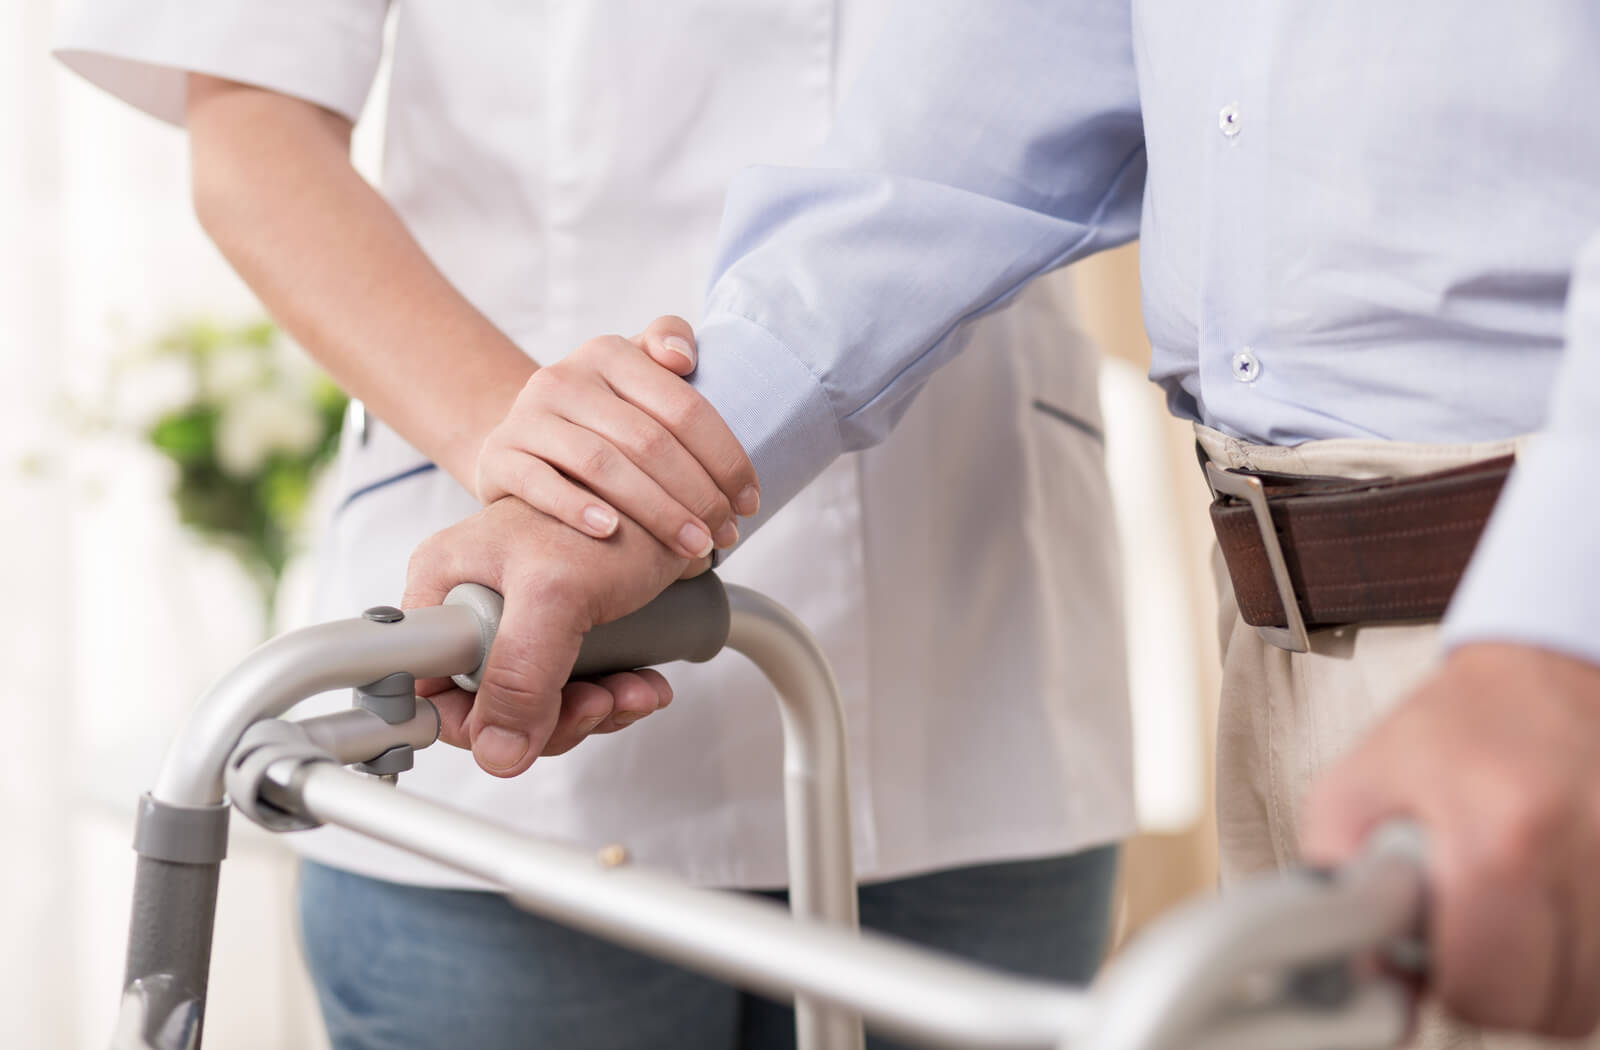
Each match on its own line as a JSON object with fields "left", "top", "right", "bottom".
{"left": 475, "top": 315, "right": 760, "bottom": 561}
{"left": 1301, "top": 643, "right": 1600, "bottom": 1038}
{"left": 404, "top": 496, "right": 697, "bottom": 776}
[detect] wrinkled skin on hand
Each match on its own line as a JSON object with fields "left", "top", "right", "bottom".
{"left": 1302, "top": 642, "right": 1600, "bottom": 1038}
{"left": 403, "top": 497, "right": 698, "bottom": 777}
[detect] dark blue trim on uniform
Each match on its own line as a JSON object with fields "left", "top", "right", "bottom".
{"left": 1031, "top": 399, "right": 1105, "bottom": 446}
{"left": 336, "top": 462, "right": 439, "bottom": 516}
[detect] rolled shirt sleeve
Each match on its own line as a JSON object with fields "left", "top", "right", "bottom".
{"left": 687, "top": 0, "right": 1145, "bottom": 532}
{"left": 1443, "top": 229, "right": 1600, "bottom": 666}
{"left": 54, "top": 0, "right": 390, "bottom": 126}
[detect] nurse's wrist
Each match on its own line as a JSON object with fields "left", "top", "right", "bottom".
{"left": 429, "top": 355, "right": 539, "bottom": 497}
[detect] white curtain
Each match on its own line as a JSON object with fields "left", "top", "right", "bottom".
{"left": 1, "top": 4, "right": 329, "bottom": 1046}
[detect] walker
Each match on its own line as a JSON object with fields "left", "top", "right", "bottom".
{"left": 111, "top": 574, "right": 1427, "bottom": 1050}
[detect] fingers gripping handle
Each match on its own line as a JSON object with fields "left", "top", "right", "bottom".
{"left": 445, "top": 572, "right": 732, "bottom": 692}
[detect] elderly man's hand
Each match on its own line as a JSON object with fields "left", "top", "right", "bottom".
{"left": 403, "top": 497, "right": 702, "bottom": 776}
{"left": 1302, "top": 643, "right": 1600, "bottom": 1037}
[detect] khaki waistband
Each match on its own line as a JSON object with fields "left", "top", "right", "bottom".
{"left": 1193, "top": 424, "right": 1526, "bottom": 481}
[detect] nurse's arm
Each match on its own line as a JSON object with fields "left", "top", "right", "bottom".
{"left": 489, "top": 0, "right": 1144, "bottom": 543}
{"left": 185, "top": 73, "right": 534, "bottom": 491}
{"left": 184, "top": 75, "right": 754, "bottom": 553}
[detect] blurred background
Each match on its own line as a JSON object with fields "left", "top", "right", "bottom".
{"left": 2, "top": 3, "right": 1221, "bottom": 1047}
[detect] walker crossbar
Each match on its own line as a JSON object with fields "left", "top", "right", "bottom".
{"left": 281, "top": 765, "right": 1423, "bottom": 1050}
{"left": 112, "top": 578, "right": 1426, "bottom": 1050}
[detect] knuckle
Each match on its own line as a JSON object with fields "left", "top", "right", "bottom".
{"left": 572, "top": 336, "right": 612, "bottom": 362}
{"left": 475, "top": 669, "right": 546, "bottom": 727}
{"left": 405, "top": 532, "right": 445, "bottom": 581}
{"left": 508, "top": 452, "right": 550, "bottom": 494}
{"left": 720, "top": 450, "right": 756, "bottom": 485}
{"left": 633, "top": 422, "right": 672, "bottom": 460}
{"left": 688, "top": 487, "right": 730, "bottom": 524}
{"left": 575, "top": 441, "right": 616, "bottom": 481}
{"left": 514, "top": 559, "right": 586, "bottom": 613}
{"left": 583, "top": 335, "right": 628, "bottom": 368}
{"left": 656, "top": 391, "right": 698, "bottom": 433}
{"left": 518, "top": 368, "right": 559, "bottom": 406}
{"left": 1479, "top": 787, "right": 1568, "bottom": 884}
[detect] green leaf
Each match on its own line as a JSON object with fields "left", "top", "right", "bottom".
{"left": 147, "top": 407, "right": 218, "bottom": 465}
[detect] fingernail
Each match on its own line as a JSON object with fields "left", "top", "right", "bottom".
{"left": 661, "top": 336, "right": 696, "bottom": 370}
{"left": 677, "top": 521, "right": 713, "bottom": 558}
{"left": 736, "top": 485, "right": 760, "bottom": 517}
{"left": 582, "top": 504, "right": 618, "bottom": 537}
{"left": 713, "top": 519, "right": 739, "bottom": 549}
{"left": 612, "top": 711, "right": 642, "bottom": 726}
{"left": 578, "top": 715, "right": 605, "bottom": 735}
{"left": 474, "top": 726, "right": 529, "bottom": 772}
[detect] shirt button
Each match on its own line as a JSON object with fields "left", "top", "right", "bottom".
{"left": 1232, "top": 348, "right": 1261, "bottom": 383}
{"left": 1219, "top": 103, "right": 1241, "bottom": 138}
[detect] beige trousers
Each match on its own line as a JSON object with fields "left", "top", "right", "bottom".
{"left": 1197, "top": 426, "right": 1592, "bottom": 1050}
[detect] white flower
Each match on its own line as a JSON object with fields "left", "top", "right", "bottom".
{"left": 205, "top": 343, "right": 267, "bottom": 399}
{"left": 216, "top": 385, "right": 324, "bottom": 478}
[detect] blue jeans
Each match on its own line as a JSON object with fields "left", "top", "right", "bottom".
{"left": 298, "top": 845, "right": 1118, "bottom": 1050}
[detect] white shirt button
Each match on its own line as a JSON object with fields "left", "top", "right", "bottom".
{"left": 1232, "top": 348, "right": 1261, "bottom": 383}
{"left": 1219, "top": 103, "right": 1241, "bottom": 138}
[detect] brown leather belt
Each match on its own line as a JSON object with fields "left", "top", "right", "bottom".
{"left": 1205, "top": 453, "right": 1514, "bottom": 652}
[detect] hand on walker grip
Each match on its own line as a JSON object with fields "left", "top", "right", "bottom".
{"left": 474, "top": 314, "right": 761, "bottom": 560}
{"left": 1301, "top": 642, "right": 1600, "bottom": 1038}
{"left": 403, "top": 497, "right": 690, "bottom": 776}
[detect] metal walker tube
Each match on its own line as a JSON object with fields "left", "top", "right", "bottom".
{"left": 120, "top": 574, "right": 865, "bottom": 1050}
{"left": 283, "top": 763, "right": 1083, "bottom": 1050}
{"left": 723, "top": 585, "right": 862, "bottom": 1050}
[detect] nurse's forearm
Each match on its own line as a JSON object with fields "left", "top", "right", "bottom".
{"left": 185, "top": 73, "right": 532, "bottom": 489}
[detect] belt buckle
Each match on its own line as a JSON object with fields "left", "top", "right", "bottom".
{"left": 1205, "top": 462, "right": 1311, "bottom": 653}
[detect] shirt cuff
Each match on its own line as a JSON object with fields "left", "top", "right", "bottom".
{"left": 1441, "top": 434, "right": 1600, "bottom": 666}
{"left": 54, "top": 0, "right": 387, "bottom": 126}
{"left": 688, "top": 311, "right": 845, "bottom": 544}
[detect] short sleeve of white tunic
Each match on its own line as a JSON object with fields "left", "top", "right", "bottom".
{"left": 55, "top": 0, "right": 389, "bottom": 126}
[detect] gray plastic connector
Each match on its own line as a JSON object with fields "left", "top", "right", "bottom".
{"left": 132, "top": 795, "right": 230, "bottom": 864}
{"left": 444, "top": 583, "right": 502, "bottom": 693}
{"left": 353, "top": 672, "right": 418, "bottom": 777}
{"left": 223, "top": 720, "right": 335, "bottom": 832}
{"left": 357, "top": 745, "right": 414, "bottom": 776}
{"left": 355, "top": 670, "right": 416, "bottom": 724}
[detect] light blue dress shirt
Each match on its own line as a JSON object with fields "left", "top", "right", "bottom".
{"left": 688, "top": 0, "right": 1600, "bottom": 664}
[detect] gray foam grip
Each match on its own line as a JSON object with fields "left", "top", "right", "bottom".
{"left": 570, "top": 571, "right": 731, "bottom": 678}
{"left": 446, "top": 573, "right": 731, "bottom": 691}
{"left": 124, "top": 855, "right": 220, "bottom": 1037}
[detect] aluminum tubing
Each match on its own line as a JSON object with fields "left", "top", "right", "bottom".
{"left": 291, "top": 764, "right": 1088, "bottom": 1050}
{"left": 152, "top": 606, "right": 483, "bottom": 807}
{"left": 723, "top": 585, "right": 861, "bottom": 1050}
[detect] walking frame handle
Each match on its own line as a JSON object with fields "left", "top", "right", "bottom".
{"left": 115, "top": 573, "right": 864, "bottom": 1050}
{"left": 443, "top": 571, "right": 732, "bottom": 691}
